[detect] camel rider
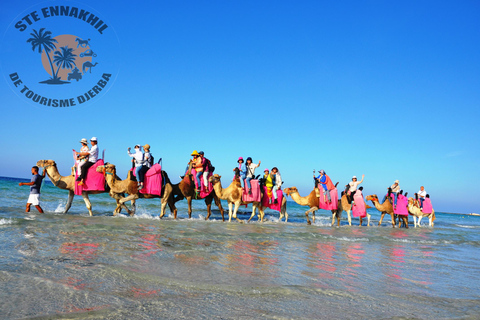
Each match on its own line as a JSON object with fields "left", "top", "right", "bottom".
{"left": 76, "top": 137, "right": 99, "bottom": 186}
{"left": 317, "top": 170, "right": 335, "bottom": 203}
{"left": 136, "top": 144, "right": 153, "bottom": 190}
{"left": 191, "top": 150, "right": 203, "bottom": 192}
{"left": 416, "top": 186, "right": 427, "bottom": 209}
{"left": 347, "top": 174, "right": 364, "bottom": 205}
{"left": 271, "top": 167, "right": 282, "bottom": 204}
{"left": 128, "top": 144, "right": 146, "bottom": 189}
{"left": 234, "top": 157, "right": 247, "bottom": 188}
{"left": 245, "top": 157, "right": 261, "bottom": 195}
{"left": 382, "top": 180, "right": 400, "bottom": 209}
{"left": 263, "top": 169, "right": 274, "bottom": 203}
{"left": 198, "top": 151, "right": 210, "bottom": 190}
{"left": 76, "top": 138, "right": 89, "bottom": 177}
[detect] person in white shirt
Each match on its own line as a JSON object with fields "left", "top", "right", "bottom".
{"left": 416, "top": 186, "right": 427, "bottom": 208}
{"left": 76, "top": 137, "right": 99, "bottom": 185}
{"left": 245, "top": 157, "right": 261, "bottom": 195}
{"left": 347, "top": 174, "right": 364, "bottom": 205}
{"left": 128, "top": 144, "right": 145, "bottom": 188}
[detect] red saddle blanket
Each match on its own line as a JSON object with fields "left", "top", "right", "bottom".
{"left": 261, "top": 186, "right": 283, "bottom": 212}
{"left": 132, "top": 164, "right": 163, "bottom": 196}
{"left": 318, "top": 187, "right": 338, "bottom": 210}
{"left": 190, "top": 169, "right": 213, "bottom": 199}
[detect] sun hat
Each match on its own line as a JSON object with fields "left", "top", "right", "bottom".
{"left": 80, "top": 138, "right": 88, "bottom": 144}
{"left": 237, "top": 157, "right": 244, "bottom": 163}
{"left": 319, "top": 169, "right": 325, "bottom": 174}
{"left": 90, "top": 137, "right": 97, "bottom": 142}
{"left": 264, "top": 168, "right": 269, "bottom": 172}
{"left": 395, "top": 180, "right": 399, "bottom": 183}
{"left": 143, "top": 144, "right": 150, "bottom": 150}
{"left": 191, "top": 150, "right": 199, "bottom": 156}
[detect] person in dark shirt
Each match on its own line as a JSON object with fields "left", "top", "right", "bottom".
{"left": 19, "top": 166, "right": 45, "bottom": 213}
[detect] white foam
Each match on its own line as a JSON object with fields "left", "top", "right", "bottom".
{"left": 0, "top": 218, "right": 14, "bottom": 225}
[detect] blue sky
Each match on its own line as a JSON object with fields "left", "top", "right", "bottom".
{"left": 1, "top": 0, "right": 479, "bottom": 213}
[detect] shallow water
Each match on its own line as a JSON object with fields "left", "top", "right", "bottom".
{"left": 1, "top": 176, "right": 480, "bottom": 319}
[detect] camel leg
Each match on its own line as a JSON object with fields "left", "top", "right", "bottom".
{"left": 347, "top": 210, "right": 352, "bottom": 226}
{"left": 417, "top": 216, "right": 423, "bottom": 227}
{"left": 232, "top": 202, "right": 241, "bottom": 222}
{"left": 247, "top": 205, "right": 256, "bottom": 223}
{"left": 279, "top": 209, "right": 284, "bottom": 222}
{"left": 331, "top": 211, "right": 335, "bottom": 226}
{"left": 81, "top": 192, "right": 93, "bottom": 216}
{"left": 336, "top": 211, "right": 340, "bottom": 227}
{"left": 187, "top": 197, "right": 193, "bottom": 219}
{"left": 378, "top": 213, "right": 385, "bottom": 226}
{"left": 212, "top": 194, "right": 225, "bottom": 222}
{"left": 404, "top": 216, "right": 409, "bottom": 228}
{"left": 64, "top": 190, "right": 74, "bottom": 213}
{"left": 359, "top": 217, "right": 363, "bottom": 226}
{"left": 118, "top": 194, "right": 138, "bottom": 216}
{"left": 228, "top": 202, "right": 233, "bottom": 222}
{"left": 390, "top": 213, "right": 396, "bottom": 228}
{"left": 259, "top": 207, "right": 265, "bottom": 222}
{"left": 204, "top": 197, "right": 213, "bottom": 220}
{"left": 366, "top": 214, "right": 371, "bottom": 226}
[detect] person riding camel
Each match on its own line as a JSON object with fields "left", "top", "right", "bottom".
{"left": 347, "top": 174, "right": 364, "bottom": 205}
{"left": 75, "top": 137, "right": 99, "bottom": 186}
{"left": 271, "top": 167, "right": 282, "bottom": 204}
{"left": 245, "top": 157, "right": 261, "bottom": 195}
{"left": 191, "top": 150, "right": 203, "bottom": 192}
{"left": 263, "top": 168, "right": 274, "bottom": 203}
{"left": 128, "top": 144, "right": 146, "bottom": 189}
{"left": 382, "top": 180, "right": 400, "bottom": 209}
{"left": 316, "top": 170, "right": 335, "bottom": 203}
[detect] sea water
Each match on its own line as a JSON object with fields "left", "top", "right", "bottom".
{"left": 1, "top": 176, "right": 479, "bottom": 319}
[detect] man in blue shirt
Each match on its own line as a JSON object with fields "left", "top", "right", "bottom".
{"left": 19, "top": 166, "right": 46, "bottom": 213}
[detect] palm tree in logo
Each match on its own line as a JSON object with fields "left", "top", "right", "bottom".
{"left": 53, "top": 46, "right": 77, "bottom": 80}
{"left": 26, "top": 28, "right": 66, "bottom": 84}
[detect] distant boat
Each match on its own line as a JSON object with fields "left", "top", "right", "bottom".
{"left": 469, "top": 213, "right": 479, "bottom": 216}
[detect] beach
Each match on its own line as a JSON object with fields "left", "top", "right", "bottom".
{"left": 1, "top": 176, "right": 480, "bottom": 319}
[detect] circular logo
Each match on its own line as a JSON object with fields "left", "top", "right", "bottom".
{"left": 1, "top": 1, "right": 120, "bottom": 108}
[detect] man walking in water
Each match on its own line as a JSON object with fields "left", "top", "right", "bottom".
{"left": 19, "top": 166, "right": 46, "bottom": 213}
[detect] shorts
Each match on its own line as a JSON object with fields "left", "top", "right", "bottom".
{"left": 27, "top": 194, "right": 41, "bottom": 206}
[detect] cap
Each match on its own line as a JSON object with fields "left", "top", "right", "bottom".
{"left": 90, "top": 137, "right": 97, "bottom": 142}
{"left": 395, "top": 180, "right": 399, "bottom": 183}
{"left": 319, "top": 169, "right": 325, "bottom": 174}
{"left": 198, "top": 151, "right": 204, "bottom": 155}
{"left": 352, "top": 176, "right": 357, "bottom": 179}
{"left": 264, "top": 168, "right": 269, "bottom": 172}
{"left": 134, "top": 144, "right": 141, "bottom": 148}
{"left": 246, "top": 157, "right": 252, "bottom": 162}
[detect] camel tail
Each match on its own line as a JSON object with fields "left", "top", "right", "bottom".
{"left": 162, "top": 171, "right": 171, "bottom": 185}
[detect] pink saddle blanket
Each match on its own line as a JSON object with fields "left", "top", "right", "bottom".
{"left": 390, "top": 194, "right": 408, "bottom": 216}
{"left": 132, "top": 164, "right": 163, "bottom": 196}
{"left": 74, "top": 159, "right": 105, "bottom": 195}
{"left": 318, "top": 187, "right": 338, "bottom": 210}
{"left": 190, "top": 169, "right": 213, "bottom": 199}
{"left": 261, "top": 186, "right": 283, "bottom": 212}
{"left": 352, "top": 191, "right": 366, "bottom": 218}
{"left": 242, "top": 179, "right": 261, "bottom": 202}
{"left": 422, "top": 198, "right": 433, "bottom": 214}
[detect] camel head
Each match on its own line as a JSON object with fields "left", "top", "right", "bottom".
{"left": 283, "top": 187, "right": 298, "bottom": 197}
{"left": 98, "top": 163, "right": 116, "bottom": 175}
{"left": 209, "top": 174, "right": 222, "bottom": 185}
{"left": 366, "top": 194, "right": 379, "bottom": 203}
{"left": 37, "top": 160, "right": 56, "bottom": 168}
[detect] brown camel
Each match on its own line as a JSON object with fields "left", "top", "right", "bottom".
{"left": 97, "top": 163, "right": 176, "bottom": 218}
{"left": 365, "top": 194, "right": 396, "bottom": 227}
{"left": 283, "top": 187, "right": 341, "bottom": 226}
{"left": 37, "top": 159, "right": 116, "bottom": 216}
{"left": 209, "top": 174, "right": 263, "bottom": 222}
{"left": 258, "top": 195, "right": 289, "bottom": 223}
{"left": 408, "top": 198, "right": 436, "bottom": 227}
{"left": 171, "top": 161, "right": 225, "bottom": 221}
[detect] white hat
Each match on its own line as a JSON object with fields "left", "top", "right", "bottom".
{"left": 394, "top": 180, "right": 399, "bottom": 183}
{"left": 134, "top": 144, "right": 141, "bottom": 148}
{"left": 80, "top": 138, "right": 88, "bottom": 144}
{"left": 352, "top": 176, "right": 357, "bottom": 179}
{"left": 90, "top": 137, "right": 97, "bottom": 142}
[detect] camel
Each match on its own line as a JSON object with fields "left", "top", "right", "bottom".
{"left": 365, "top": 194, "right": 396, "bottom": 227}
{"left": 82, "top": 61, "right": 98, "bottom": 73}
{"left": 171, "top": 161, "right": 225, "bottom": 221}
{"left": 209, "top": 174, "right": 264, "bottom": 222}
{"left": 37, "top": 159, "right": 117, "bottom": 216}
{"left": 258, "top": 195, "right": 289, "bottom": 223}
{"left": 408, "top": 197, "right": 436, "bottom": 227}
{"left": 283, "top": 187, "right": 341, "bottom": 226}
{"left": 339, "top": 187, "right": 371, "bottom": 226}
{"left": 96, "top": 163, "right": 176, "bottom": 218}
